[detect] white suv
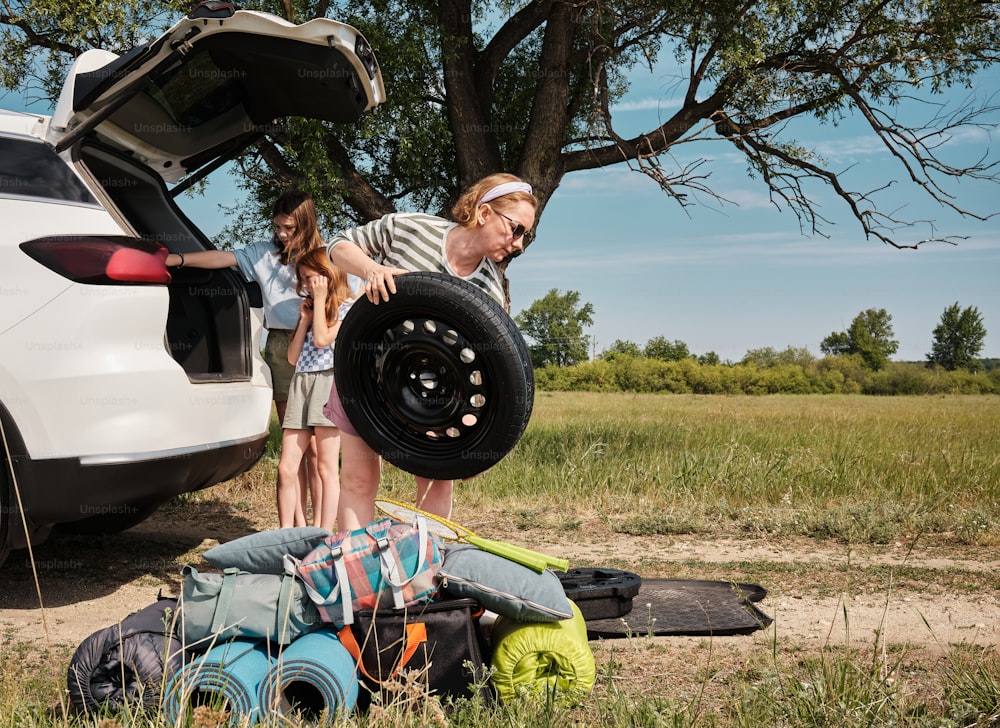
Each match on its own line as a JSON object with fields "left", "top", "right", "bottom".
{"left": 0, "top": 3, "right": 385, "bottom": 563}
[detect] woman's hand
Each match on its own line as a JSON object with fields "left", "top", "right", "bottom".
{"left": 364, "top": 264, "right": 408, "bottom": 304}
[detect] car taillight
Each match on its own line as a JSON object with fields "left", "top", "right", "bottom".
{"left": 20, "top": 236, "right": 171, "bottom": 285}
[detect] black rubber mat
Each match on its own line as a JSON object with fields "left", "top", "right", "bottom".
{"left": 584, "top": 579, "right": 773, "bottom": 638}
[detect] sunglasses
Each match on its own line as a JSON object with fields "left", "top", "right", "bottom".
{"left": 489, "top": 207, "right": 529, "bottom": 241}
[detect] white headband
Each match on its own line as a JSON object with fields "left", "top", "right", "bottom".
{"left": 478, "top": 181, "right": 533, "bottom": 206}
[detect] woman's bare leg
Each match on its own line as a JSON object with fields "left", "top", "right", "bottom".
{"left": 336, "top": 432, "right": 382, "bottom": 531}
{"left": 414, "top": 478, "right": 454, "bottom": 520}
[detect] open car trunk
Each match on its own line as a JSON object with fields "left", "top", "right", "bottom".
{"left": 45, "top": 7, "right": 386, "bottom": 382}
{"left": 77, "top": 142, "right": 256, "bottom": 381}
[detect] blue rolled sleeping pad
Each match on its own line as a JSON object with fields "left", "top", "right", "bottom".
{"left": 258, "top": 628, "right": 359, "bottom": 718}
{"left": 162, "top": 639, "right": 274, "bottom": 724}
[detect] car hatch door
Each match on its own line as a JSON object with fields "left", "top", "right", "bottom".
{"left": 48, "top": 4, "right": 385, "bottom": 184}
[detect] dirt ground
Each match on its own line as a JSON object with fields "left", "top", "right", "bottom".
{"left": 2, "top": 498, "right": 997, "bottom": 662}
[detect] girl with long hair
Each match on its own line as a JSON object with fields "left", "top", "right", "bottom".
{"left": 165, "top": 190, "right": 325, "bottom": 526}
{"left": 276, "top": 247, "right": 354, "bottom": 529}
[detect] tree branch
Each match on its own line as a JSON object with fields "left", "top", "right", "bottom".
{"left": 320, "top": 130, "right": 398, "bottom": 220}
{"left": 439, "top": 0, "right": 502, "bottom": 187}
{"left": 0, "top": 9, "right": 80, "bottom": 56}
{"left": 561, "top": 0, "right": 999, "bottom": 248}
{"left": 478, "top": 0, "right": 554, "bottom": 88}
{"left": 519, "top": 0, "right": 577, "bottom": 198}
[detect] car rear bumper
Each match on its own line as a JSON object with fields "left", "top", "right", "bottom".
{"left": 11, "top": 431, "right": 268, "bottom": 525}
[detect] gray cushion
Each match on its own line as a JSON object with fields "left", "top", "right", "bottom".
{"left": 437, "top": 545, "right": 573, "bottom": 622}
{"left": 203, "top": 527, "right": 332, "bottom": 575}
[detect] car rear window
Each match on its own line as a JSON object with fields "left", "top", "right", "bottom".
{"left": 0, "top": 136, "right": 98, "bottom": 205}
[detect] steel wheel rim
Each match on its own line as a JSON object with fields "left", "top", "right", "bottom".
{"left": 374, "top": 315, "right": 493, "bottom": 442}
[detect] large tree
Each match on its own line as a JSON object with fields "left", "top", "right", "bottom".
{"left": 926, "top": 303, "right": 987, "bottom": 372}
{"left": 643, "top": 336, "right": 691, "bottom": 362}
{"left": 601, "top": 339, "right": 642, "bottom": 359}
{"left": 4, "top": 0, "right": 999, "bottom": 259}
{"left": 820, "top": 308, "right": 899, "bottom": 370}
{"left": 515, "top": 289, "right": 594, "bottom": 367}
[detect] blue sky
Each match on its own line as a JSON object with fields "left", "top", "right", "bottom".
{"left": 7, "top": 56, "right": 998, "bottom": 362}
{"left": 508, "top": 62, "right": 1000, "bottom": 362}
{"left": 201, "top": 59, "right": 999, "bottom": 362}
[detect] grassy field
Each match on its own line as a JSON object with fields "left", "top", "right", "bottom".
{"left": 445, "top": 392, "right": 1000, "bottom": 546}
{"left": 1, "top": 393, "right": 998, "bottom": 726}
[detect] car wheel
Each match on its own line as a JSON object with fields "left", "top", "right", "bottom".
{"left": 334, "top": 272, "right": 534, "bottom": 480}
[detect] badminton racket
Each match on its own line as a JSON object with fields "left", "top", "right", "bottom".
{"left": 374, "top": 499, "right": 569, "bottom": 573}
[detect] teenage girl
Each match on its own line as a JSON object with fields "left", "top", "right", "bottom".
{"left": 276, "top": 247, "right": 354, "bottom": 530}
{"left": 165, "top": 190, "right": 322, "bottom": 525}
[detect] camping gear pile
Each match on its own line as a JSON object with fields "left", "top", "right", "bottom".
{"left": 66, "top": 519, "right": 596, "bottom": 721}
{"left": 66, "top": 516, "right": 774, "bottom": 721}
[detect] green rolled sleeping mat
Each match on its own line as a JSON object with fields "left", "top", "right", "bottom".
{"left": 489, "top": 601, "right": 596, "bottom": 705}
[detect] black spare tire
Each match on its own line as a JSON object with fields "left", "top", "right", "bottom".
{"left": 334, "top": 272, "right": 534, "bottom": 480}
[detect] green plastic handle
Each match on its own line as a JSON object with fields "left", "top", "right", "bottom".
{"left": 465, "top": 533, "right": 569, "bottom": 573}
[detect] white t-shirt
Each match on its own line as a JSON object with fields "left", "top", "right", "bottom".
{"left": 232, "top": 239, "right": 300, "bottom": 331}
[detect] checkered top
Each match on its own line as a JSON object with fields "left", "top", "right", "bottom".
{"left": 295, "top": 299, "right": 354, "bottom": 372}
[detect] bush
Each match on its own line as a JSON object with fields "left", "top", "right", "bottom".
{"left": 863, "top": 363, "right": 999, "bottom": 395}
{"left": 863, "top": 363, "right": 932, "bottom": 395}
{"left": 532, "top": 355, "right": 998, "bottom": 395}
{"left": 815, "top": 354, "right": 867, "bottom": 393}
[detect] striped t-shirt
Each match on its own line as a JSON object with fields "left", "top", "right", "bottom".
{"left": 326, "top": 213, "right": 506, "bottom": 306}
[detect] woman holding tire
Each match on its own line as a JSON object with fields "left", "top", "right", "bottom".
{"left": 323, "top": 173, "right": 537, "bottom": 530}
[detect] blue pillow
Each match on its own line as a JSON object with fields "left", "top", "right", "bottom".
{"left": 203, "top": 527, "right": 332, "bottom": 574}
{"left": 436, "top": 545, "right": 573, "bottom": 623}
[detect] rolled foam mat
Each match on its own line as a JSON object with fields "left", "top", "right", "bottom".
{"left": 162, "top": 639, "right": 273, "bottom": 724}
{"left": 258, "top": 628, "right": 359, "bottom": 719}
{"left": 489, "top": 601, "right": 595, "bottom": 705}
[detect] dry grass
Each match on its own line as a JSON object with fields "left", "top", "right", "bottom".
{"left": 2, "top": 393, "right": 998, "bottom": 726}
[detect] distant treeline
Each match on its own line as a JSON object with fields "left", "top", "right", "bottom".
{"left": 534, "top": 354, "right": 1000, "bottom": 395}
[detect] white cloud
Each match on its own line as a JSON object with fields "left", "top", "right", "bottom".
{"left": 554, "top": 168, "right": 653, "bottom": 196}
{"left": 611, "top": 96, "right": 683, "bottom": 113}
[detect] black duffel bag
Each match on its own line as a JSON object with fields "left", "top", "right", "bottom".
{"left": 337, "top": 597, "right": 491, "bottom": 710}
